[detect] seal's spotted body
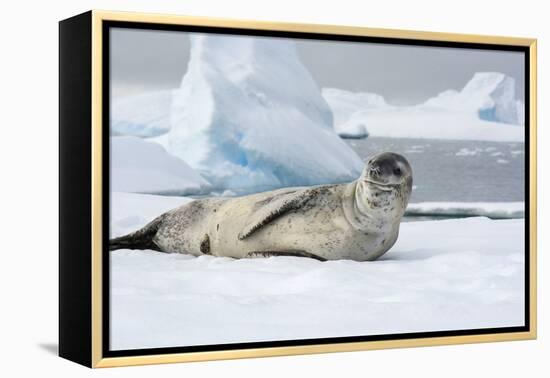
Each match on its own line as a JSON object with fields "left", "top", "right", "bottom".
{"left": 109, "top": 152, "right": 413, "bottom": 261}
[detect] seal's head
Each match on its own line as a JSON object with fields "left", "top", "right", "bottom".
{"left": 356, "top": 152, "right": 413, "bottom": 214}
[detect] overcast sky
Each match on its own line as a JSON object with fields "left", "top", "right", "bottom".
{"left": 111, "top": 28, "right": 525, "bottom": 106}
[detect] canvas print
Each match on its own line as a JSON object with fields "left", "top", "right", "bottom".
{"left": 108, "top": 27, "right": 526, "bottom": 351}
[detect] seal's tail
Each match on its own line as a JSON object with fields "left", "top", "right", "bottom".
{"left": 109, "top": 215, "right": 165, "bottom": 252}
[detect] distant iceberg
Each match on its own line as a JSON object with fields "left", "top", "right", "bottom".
{"left": 110, "top": 136, "right": 211, "bottom": 194}
{"left": 164, "top": 34, "right": 363, "bottom": 191}
{"left": 111, "top": 90, "right": 173, "bottom": 137}
{"left": 424, "top": 72, "right": 524, "bottom": 126}
{"left": 322, "top": 88, "right": 386, "bottom": 138}
{"left": 322, "top": 72, "right": 525, "bottom": 142}
{"left": 336, "top": 119, "right": 370, "bottom": 139}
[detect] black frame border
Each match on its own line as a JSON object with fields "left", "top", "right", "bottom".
{"left": 101, "top": 20, "right": 531, "bottom": 359}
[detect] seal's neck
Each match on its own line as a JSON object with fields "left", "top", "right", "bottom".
{"left": 342, "top": 181, "right": 402, "bottom": 232}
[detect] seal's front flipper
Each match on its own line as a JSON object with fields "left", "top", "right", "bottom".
{"left": 246, "top": 250, "right": 326, "bottom": 261}
{"left": 238, "top": 187, "right": 325, "bottom": 240}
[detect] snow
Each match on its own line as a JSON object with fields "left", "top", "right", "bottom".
{"left": 163, "top": 34, "right": 362, "bottom": 191}
{"left": 322, "top": 72, "right": 525, "bottom": 141}
{"left": 111, "top": 90, "right": 174, "bottom": 137}
{"left": 110, "top": 136, "right": 210, "bottom": 194}
{"left": 109, "top": 193, "right": 525, "bottom": 350}
{"left": 406, "top": 202, "right": 524, "bottom": 219}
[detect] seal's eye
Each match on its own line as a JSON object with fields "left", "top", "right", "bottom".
{"left": 393, "top": 167, "right": 401, "bottom": 176}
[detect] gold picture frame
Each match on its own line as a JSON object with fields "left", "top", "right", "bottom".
{"left": 59, "top": 9, "right": 537, "bottom": 368}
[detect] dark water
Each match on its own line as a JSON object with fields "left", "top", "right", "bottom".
{"left": 346, "top": 137, "right": 525, "bottom": 203}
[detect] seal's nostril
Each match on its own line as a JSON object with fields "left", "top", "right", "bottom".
{"left": 369, "top": 164, "right": 381, "bottom": 177}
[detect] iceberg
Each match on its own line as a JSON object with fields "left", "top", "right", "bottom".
{"left": 515, "top": 99, "right": 525, "bottom": 126}
{"left": 111, "top": 90, "right": 173, "bottom": 137}
{"left": 336, "top": 119, "right": 370, "bottom": 139}
{"left": 110, "top": 136, "right": 210, "bottom": 194}
{"left": 166, "top": 34, "right": 363, "bottom": 191}
{"left": 356, "top": 109, "right": 524, "bottom": 141}
{"left": 321, "top": 72, "right": 525, "bottom": 142}
{"left": 322, "top": 88, "right": 386, "bottom": 138}
{"left": 424, "top": 72, "right": 524, "bottom": 125}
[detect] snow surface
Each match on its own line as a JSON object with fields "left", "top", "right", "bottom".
{"left": 111, "top": 90, "right": 174, "bottom": 137}
{"left": 162, "top": 34, "right": 362, "bottom": 191}
{"left": 110, "top": 137, "right": 210, "bottom": 194}
{"left": 110, "top": 192, "right": 525, "bottom": 350}
{"left": 322, "top": 72, "right": 525, "bottom": 141}
{"left": 406, "top": 202, "right": 524, "bottom": 219}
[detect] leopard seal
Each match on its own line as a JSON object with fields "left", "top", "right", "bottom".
{"left": 109, "top": 152, "right": 413, "bottom": 261}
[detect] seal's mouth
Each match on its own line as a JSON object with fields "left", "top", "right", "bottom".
{"left": 364, "top": 179, "right": 397, "bottom": 191}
